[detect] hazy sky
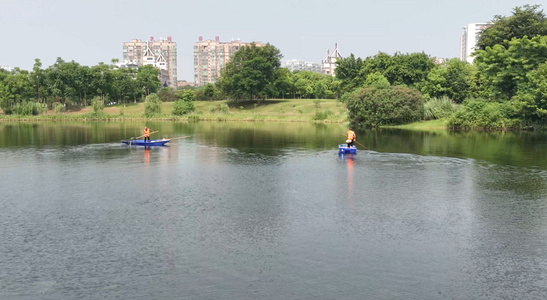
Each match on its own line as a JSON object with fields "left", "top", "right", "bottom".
{"left": 1, "top": 0, "right": 541, "bottom": 81}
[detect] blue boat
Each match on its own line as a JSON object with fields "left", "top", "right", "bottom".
{"left": 122, "top": 139, "right": 170, "bottom": 146}
{"left": 339, "top": 144, "right": 357, "bottom": 154}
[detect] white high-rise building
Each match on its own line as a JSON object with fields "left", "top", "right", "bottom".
{"left": 460, "top": 23, "right": 492, "bottom": 64}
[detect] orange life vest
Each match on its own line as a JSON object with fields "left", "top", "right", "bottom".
{"left": 144, "top": 128, "right": 150, "bottom": 138}
{"left": 346, "top": 130, "right": 355, "bottom": 140}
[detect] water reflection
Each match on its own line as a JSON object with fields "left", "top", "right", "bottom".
{"left": 144, "top": 148, "right": 150, "bottom": 164}
{"left": 2, "top": 122, "right": 547, "bottom": 299}
{"left": 339, "top": 153, "right": 355, "bottom": 198}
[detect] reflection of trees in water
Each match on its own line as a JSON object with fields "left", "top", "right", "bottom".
{"left": 197, "top": 122, "right": 348, "bottom": 155}
{"left": 363, "top": 129, "right": 547, "bottom": 169}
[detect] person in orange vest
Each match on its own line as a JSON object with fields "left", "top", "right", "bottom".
{"left": 143, "top": 127, "right": 151, "bottom": 142}
{"left": 346, "top": 128, "right": 356, "bottom": 147}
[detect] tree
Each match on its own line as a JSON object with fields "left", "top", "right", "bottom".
{"left": 419, "top": 59, "right": 477, "bottom": 103}
{"left": 337, "top": 51, "right": 435, "bottom": 93}
{"left": 364, "top": 72, "right": 390, "bottom": 88}
{"left": 475, "top": 35, "right": 547, "bottom": 100}
{"left": 143, "top": 93, "right": 162, "bottom": 115}
{"left": 137, "top": 65, "right": 161, "bottom": 96}
{"left": 30, "top": 59, "right": 45, "bottom": 103}
{"left": 513, "top": 62, "right": 547, "bottom": 123}
{"left": 477, "top": 4, "right": 547, "bottom": 51}
{"left": 335, "top": 54, "right": 365, "bottom": 93}
{"left": 217, "top": 43, "right": 282, "bottom": 102}
{"left": 157, "top": 87, "right": 177, "bottom": 102}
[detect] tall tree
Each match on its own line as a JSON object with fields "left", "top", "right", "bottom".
{"left": 335, "top": 54, "right": 365, "bottom": 93}
{"left": 477, "top": 4, "right": 547, "bottom": 51}
{"left": 420, "top": 59, "right": 477, "bottom": 103}
{"left": 136, "top": 65, "right": 161, "bottom": 96}
{"left": 475, "top": 35, "right": 547, "bottom": 100}
{"left": 217, "top": 43, "right": 282, "bottom": 102}
{"left": 31, "top": 59, "right": 44, "bottom": 102}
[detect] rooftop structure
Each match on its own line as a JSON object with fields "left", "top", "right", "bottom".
{"left": 122, "top": 36, "right": 177, "bottom": 88}
{"left": 321, "top": 43, "right": 342, "bottom": 76}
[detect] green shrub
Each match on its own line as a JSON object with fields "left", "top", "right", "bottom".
{"left": 313, "top": 99, "right": 321, "bottom": 108}
{"left": 446, "top": 99, "right": 524, "bottom": 129}
{"left": 172, "top": 100, "right": 195, "bottom": 116}
{"left": 423, "top": 96, "right": 461, "bottom": 120}
{"left": 144, "top": 94, "right": 162, "bottom": 116}
{"left": 312, "top": 110, "right": 333, "bottom": 120}
{"left": 91, "top": 97, "right": 104, "bottom": 113}
{"left": 346, "top": 86, "right": 424, "bottom": 127}
{"left": 53, "top": 102, "right": 65, "bottom": 113}
{"left": 220, "top": 104, "right": 230, "bottom": 114}
{"left": 12, "top": 102, "right": 47, "bottom": 116}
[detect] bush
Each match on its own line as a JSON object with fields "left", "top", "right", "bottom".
{"left": 220, "top": 104, "right": 230, "bottom": 114}
{"left": 446, "top": 99, "right": 524, "bottom": 129}
{"left": 91, "top": 97, "right": 104, "bottom": 113}
{"left": 12, "top": 102, "right": 47, "bottom": 116}
{"left": 423, "top": 96, "right": 461, "bottom": 120}
{"left": 53, "top": 102, "right": 65, "bottom": 113}
{"left": 313, "top": 99, "right": 321, "bottom": 108}
{"left": 312, "top": 110, "right": 333, "bottom": 120}
{"left": 172, "top": 100, "right": 195, "bottom": 116}
{"left": 144, "top": 94, "right": 162, "bottom": 116}
{"left": 346, "top": 86, "right": 424, "bottom": 127}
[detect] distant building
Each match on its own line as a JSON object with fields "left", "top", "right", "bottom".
{"left": 284, "top": 59, "right": 321, "bottom": 73}
{"left": 460, "top": 23, "right": 492, "bottom": 64}
{"left": 321, "top": 43, "right": 342, "bottom": 76}
{"left": 193, "top": 36, "right": 265, "bottom": 86}
{"left": 177, "top": 80, "right": 196, "bottom": 88}
{"left": 434, "top": 57, "right": 447, "bottom": 64}
{"left": 122, "top": 37, "right": 177, "bottom": 88}
{"left": 0, "top": 65, "right": 12, "bottom": 72}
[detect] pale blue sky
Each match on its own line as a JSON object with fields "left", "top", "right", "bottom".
{"left": 1, "top": 0, "right": 541, "bottom": 81}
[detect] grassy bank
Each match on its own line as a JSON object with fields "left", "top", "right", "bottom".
{"left": 0, "top": 99, "right": 350, "bottom": 123}
{"left": 385, "top": 119, "right": 449, "bottom": 131}
{"left": 0, "top": 98, "right": 454, "bottom": 130}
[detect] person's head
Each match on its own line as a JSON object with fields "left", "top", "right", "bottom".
{"left": 145, "top": 127, "right": 148, "bottom": 129}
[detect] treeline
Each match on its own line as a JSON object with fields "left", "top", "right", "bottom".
{"left": 337, "top": 4, "right": 547, "bottom": 129}
{"left": 2, "top": 5, "right": 546, "bottom": 130}
{"left": 0, "top": 57, "right": 163, "bottom": 114}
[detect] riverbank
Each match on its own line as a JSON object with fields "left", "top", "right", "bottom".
{"left": 0, "top": 98, "right": 451, "bottom": 130}
{"left": 0, "top": 99, "right": 350, "bottom": 123}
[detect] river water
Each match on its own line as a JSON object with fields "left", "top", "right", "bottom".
{"left": 1, "top": 121, "right": 547, "bottom": 299}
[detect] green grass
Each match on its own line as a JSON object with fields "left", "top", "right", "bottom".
{"left": 0, "top": 99, "right": 349, "bottom": 123}
{"left": 0, "top": 99, "right": 452, "bottom": 131}
{"left": 385, "top": 119, "right": 449, "bottom": 131}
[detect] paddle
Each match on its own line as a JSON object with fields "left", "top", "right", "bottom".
{"left": 168, "top": 135, "right": 191, "bottom": 140}
{"left": 354, "top": 140, "right": 368, "bottom": 150}
{"left": 342, "top": 134, "right": 368, "bottom": 150}
{"left": 133, "top": 130, "right": 158, "bottom": 140}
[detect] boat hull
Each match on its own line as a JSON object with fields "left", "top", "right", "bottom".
{"left": 339, "top": 144, "right": 357, "bottom": 154}
{"left": 122, "top": 139, "right": 170, "bottom": 146}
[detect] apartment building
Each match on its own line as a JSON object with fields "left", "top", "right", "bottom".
{"left": 460, "top": 23, "right": 492, "bottom": 64}
{"left": 122, "top": 37, "right": 177, "bottom": 88}
{"left": 193, "top": 36, "right": 264, "bottom": 86}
